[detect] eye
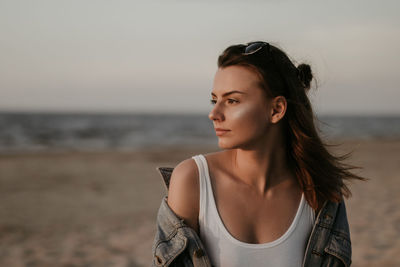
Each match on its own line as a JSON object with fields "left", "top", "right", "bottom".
{"left": 210, "top": 99, "right": 239, "bottom": 105}
{"left": 227, "top": 99, "right": 239, "bottom": 104}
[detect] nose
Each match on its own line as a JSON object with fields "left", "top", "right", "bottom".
{"left": 208, "top": 102, "right": 224, "bottom": 121}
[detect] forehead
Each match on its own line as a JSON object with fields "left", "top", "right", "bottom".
{"left": 212, "top": 65, "right": 262, "bottom": 95}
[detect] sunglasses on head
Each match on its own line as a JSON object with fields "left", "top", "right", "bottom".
{"left": 242, "top": 41, "right": 271, "bottom": 55}
{"left": 241, "top": 41, "right": 295, "bottom": 103}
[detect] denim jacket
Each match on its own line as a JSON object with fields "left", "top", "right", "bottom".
{"left": 151, "top": 167, "right": 352, "bottom": 267}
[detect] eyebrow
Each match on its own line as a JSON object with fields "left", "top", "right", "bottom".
{"left": 211, "top": 90, "right": 247, "bottom": 97}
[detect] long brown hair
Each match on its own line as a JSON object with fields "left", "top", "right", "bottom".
{"left": 217, "top": 41, "right": 368, "bottom": 211}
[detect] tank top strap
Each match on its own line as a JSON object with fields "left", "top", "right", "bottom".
{"left": 191, "top": 154, "right": 208, "bottom": 222}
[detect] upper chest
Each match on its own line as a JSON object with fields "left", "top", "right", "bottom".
{"left": 205, "top": 155, "right": 304, "bottom": 244}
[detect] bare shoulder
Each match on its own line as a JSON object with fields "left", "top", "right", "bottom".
{"left": 167, "top": 157, "right": 200, "bottom": 234}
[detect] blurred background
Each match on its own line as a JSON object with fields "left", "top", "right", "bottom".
{"left": 0, "top": 0, "right": 399, "bottom": 266}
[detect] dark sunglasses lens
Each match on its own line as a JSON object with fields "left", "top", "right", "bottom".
{"left": 244, "top": 42, "right": 266, "bottom": 54}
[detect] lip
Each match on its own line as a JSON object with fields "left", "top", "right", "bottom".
{"left": 215, "top": 128, "right": 230, "bottom": 136}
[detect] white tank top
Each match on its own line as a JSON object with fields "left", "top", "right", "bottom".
{"left": 191, "top": 154, "right": 315, "bottom": 267}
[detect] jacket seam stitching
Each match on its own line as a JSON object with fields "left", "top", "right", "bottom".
{"left": 154, "top": 228, "right": 179, "bottom": 252}
{"left": 317, "top": 223, "right": 333, "bottom": 230}
{"left": 331, "top": 230, "right": 351, "bottom": 241}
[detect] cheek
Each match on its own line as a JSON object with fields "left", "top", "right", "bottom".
{"left": 230, "top": 104, "right": 268, "bottom": 131}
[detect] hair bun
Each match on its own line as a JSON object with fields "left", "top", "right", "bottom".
{"left": 297, "top": 63, "right": 313, "bottom": 90}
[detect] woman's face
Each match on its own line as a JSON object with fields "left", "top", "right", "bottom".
{"left": 209, "top": 65, "right": 273, "bottom": 149}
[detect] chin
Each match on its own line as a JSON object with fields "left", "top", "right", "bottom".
{"left": 218, "top": 136, "right": 260, "bottom": 151}
{"left": 217, "top": 138, "right": 243, "bottom": 150}
{"left": 217, "top": 139, "right": 231, "bottom": 149}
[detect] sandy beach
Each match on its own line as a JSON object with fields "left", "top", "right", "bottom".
{"left": 0, "top": 138, "right": 399, "bottom": 266}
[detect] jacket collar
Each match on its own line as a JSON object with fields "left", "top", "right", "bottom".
{"left": 157, "top": 167, "right": 174, "bottom": 192}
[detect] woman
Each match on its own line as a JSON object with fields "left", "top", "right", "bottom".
{"left": 151, "top": 41, "right": 366, "bottom": 267}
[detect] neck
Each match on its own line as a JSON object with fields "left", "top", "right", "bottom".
{"left": 229, "top": 126, "right": 298, "bottom": 197}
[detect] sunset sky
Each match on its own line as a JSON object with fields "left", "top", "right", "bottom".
{"left": 1, "top": 0, "right": 399, "bottom": 115}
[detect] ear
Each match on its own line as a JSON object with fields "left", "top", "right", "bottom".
{"left": 270, "top": 96, "right": 287, "bottom": 124}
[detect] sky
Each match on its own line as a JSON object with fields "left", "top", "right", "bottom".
{"left": 0, "top": 0, "right": 399, "bottom": 115}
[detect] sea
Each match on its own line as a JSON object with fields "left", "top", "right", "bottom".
{"left": 0, "top": 112, "right": 399, "bottom": 153}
